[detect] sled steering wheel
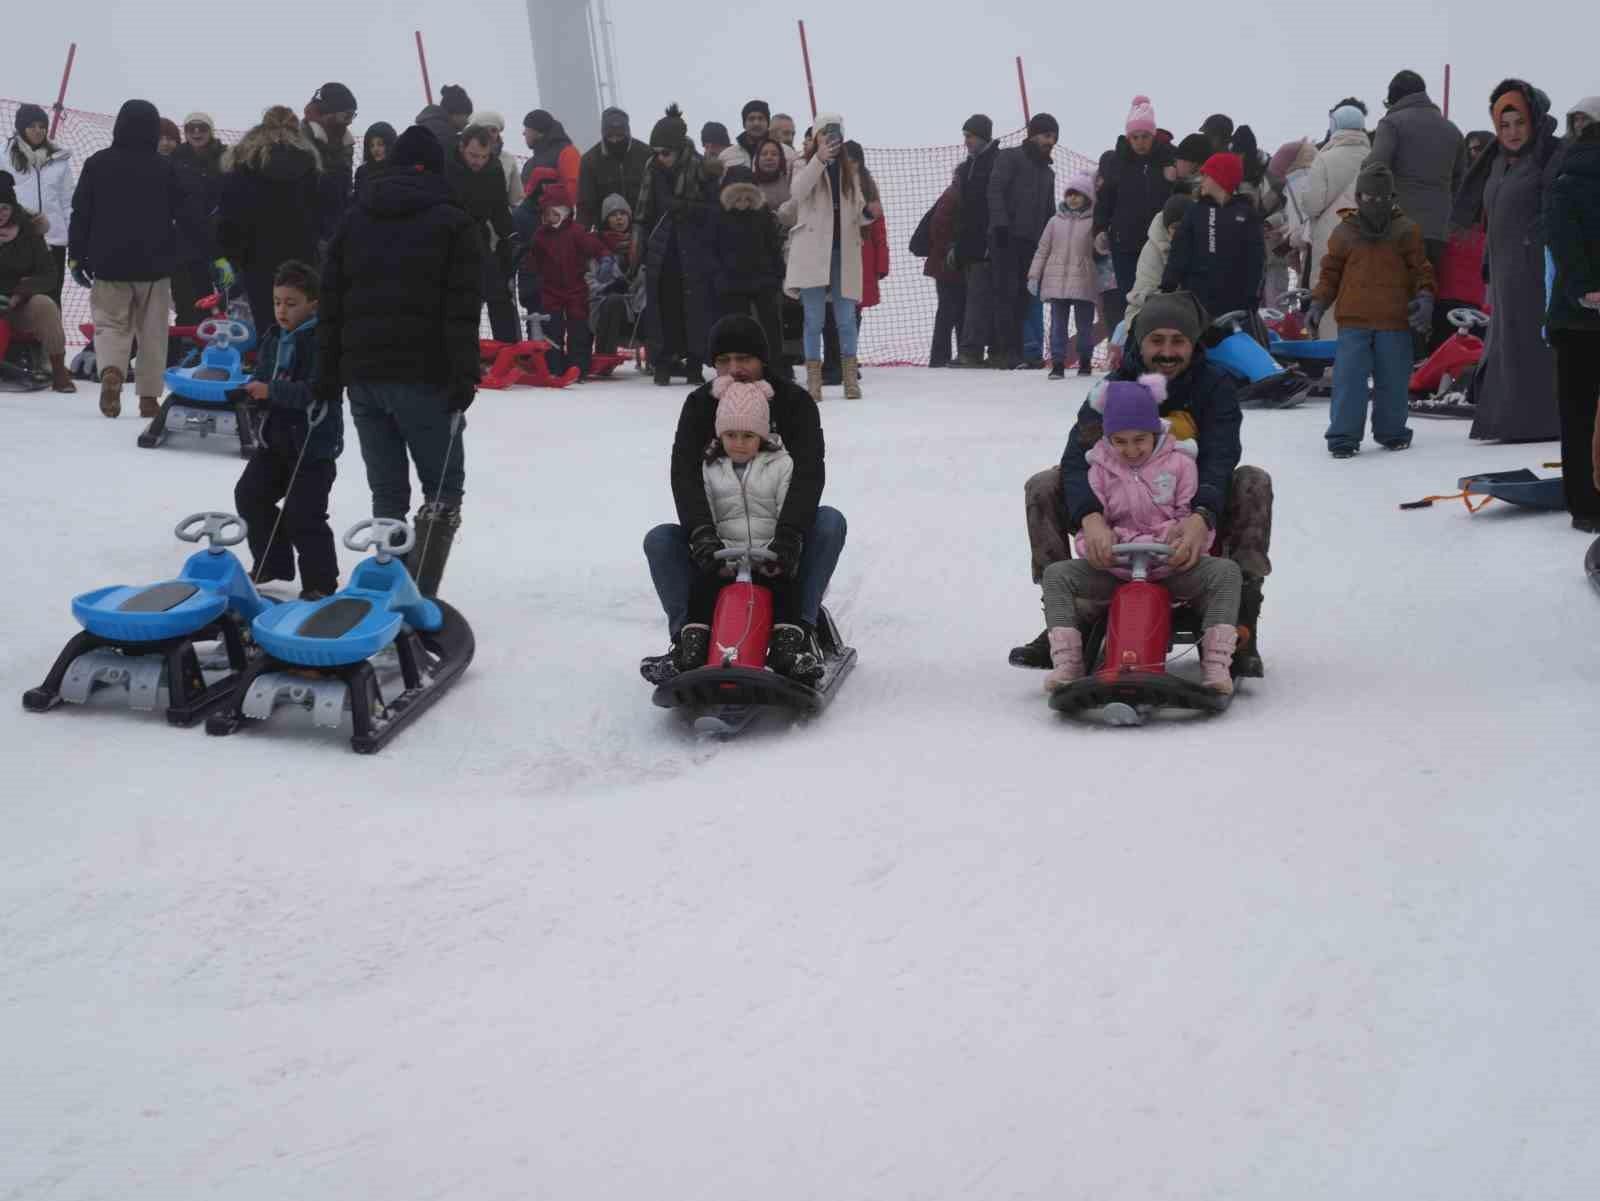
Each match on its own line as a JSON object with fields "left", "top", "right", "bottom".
{"left": 714, "top": 547, "right": 777, "bottom": 564}
{"left": 344, "top": 518, "right": 414, "bottom": 564}
{"left": 1209, "top": 310, "right": 1251, "bottom": 334}
{"left": 1111, "top": 541, "right": 1173, "bottom": 581}
{"left": 1447, "top": 307, "right": 1489, "bottom": 332}
{"left": 196, "top": 318, "right": 251, "bottom": 349}
{"left": 175, "top": 511, "right": 247, "bottom": 552}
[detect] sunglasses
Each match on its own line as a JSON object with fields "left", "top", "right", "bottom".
{"left": 184, "top": 123, "right": 210, "bottom": 133}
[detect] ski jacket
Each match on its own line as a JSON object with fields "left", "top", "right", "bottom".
{"left": 703, "top": 446, "right": 794, "bottom": 549}
{"left": 921, "top": 183, "right": 962, "bottom": 284}
{"left": 1367, "top": 93, "right": 1466, "bottom": 242}
{"left": 987, "top": 142, "right": 1056, "bottom": 246}
{"left": 1028, "top": 205, "right": 1099, "bottom": 302}
{"left": 528, "top": 217, "right": 611, "bottom": 319}
{"left": 578, "top": 137, "right": 652, "bottom": 230}
{"left": 1093, "top": 135, "right": 1177, "bottom": 254}
{"left": 0, "top": 220, "right": 57, "bottom": 297}
{"left": 953, "top": 141, "right": 999, "bottom": 264}
{"left": 1126, "top": 210, "right": 1174, "bottom": 325}
{"left": 1436, "top": 225, "right": 1487, "bottom": 306}
{"left": 1312, "top": 209, "right": 1435, "bottom": 331}
{"left": 218, "top": 128, "right": 324, "bottom": 279}
{"left": 1162, "top": 194, "right": 1265, "bottom": 319}
{"left": 1076, "top": 428, "right": 1210, "bottom": 577}
{"left": 712, "top": 182, "right": 786, "bottom": 299}
{"left": 1545, "top": 139, "right": 1600, "bottom": 332}
{"left": 4, "top": 137, "right": 74, "bottom": 248}
{"left": 524, "top": 124, "right": 581, "bottom": 202}
{"left": 249, "top": 316, "right": 343, "bottom": 461}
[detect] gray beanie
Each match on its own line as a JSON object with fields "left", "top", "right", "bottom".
{"left": 1133, "top": 291, "right": 1206, "bottom": 344}
{"left": 600, "top": 193, "right": 632, "bottom": 222}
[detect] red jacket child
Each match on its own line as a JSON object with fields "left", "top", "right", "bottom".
{"left": 527, "top": 183, "right": 611, "bottom": 319}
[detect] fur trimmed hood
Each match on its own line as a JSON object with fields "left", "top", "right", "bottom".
{"left": 720, "top": 180, "right": 766, "bottom": 211}
{"left": 225, "top": 123, "right": 322, "bottom": 176}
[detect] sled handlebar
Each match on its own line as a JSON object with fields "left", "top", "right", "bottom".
{"left": 344, "top": 518, "right": 414, "bottom": 564}
{"left": 714, "top": 547, "right": 777, "bottom": 564}
{"left": 175, "top": 511, "right": 248, "bottom": 553}
{"left": 1111, "top": 541, "right": 1173, "bottom": 582}
{"left": 197, "top": 318, "right": 251, "bottom": 349}
{"left": 1209, "top": 310, "right": 1250, "bottom": 333}
{"left": 1447, "top": 307, "right": 1488, "bottom": 332}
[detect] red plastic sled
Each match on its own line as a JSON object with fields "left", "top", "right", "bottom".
{"left": 476, "top": 338, "right": 580, "bottom": 390}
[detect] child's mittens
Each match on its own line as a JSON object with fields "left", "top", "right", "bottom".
{"left": 1304, "top": 299, "right": 1326, "bottom": 331}
{"left": 1407, "top": 293, "right": 1433, "bottom": 334}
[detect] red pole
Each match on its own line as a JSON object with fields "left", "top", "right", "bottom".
{"left": 1443, "top": 63, "right": 1452, "bottom": 120}
{"left": 1016, "top": 56, "right": 1031, "bottom": 124}
{"left": 49, "top": 42, "right": 77, "bottom": 138}
{"left": 415, "top": 31, "right": 433, "bottom": 105}
{"left": 797, "top": 20, "right": 818, "bottom": 120}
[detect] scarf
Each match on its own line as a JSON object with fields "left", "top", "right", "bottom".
{"left": 272, "top": 316, "right": 319, "bottom": 377}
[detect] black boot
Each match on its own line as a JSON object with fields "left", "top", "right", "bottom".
{"left": 683, "top": 358, "right": 706, "bottom": 385}
{"left": 653, "top": 360, "right": 674, "bottom": 386}
{"left": 676, "top": 623, "right": 712, "bottom": 671}
{"left": 409, "top": 501, "right": 461, "bottom": 598}
{"left": 1233, "top": 577, "right": 1265, "bottom": 678}
{"left": 640, "top": 638, "right": 682, "bottom": 685}
{"left": 1009, "top": 628, "right": 1052, "bottom": 669}
{"left": 767, "top": 623, "right": 824, "bottom": 684}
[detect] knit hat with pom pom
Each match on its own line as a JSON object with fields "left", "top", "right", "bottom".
{"left": 1125, "top": 95, "right": 1157, "bottom": 136}
{"left": 1099, "top": 373, "right": 1169, "bottom": 434}
{"left": 712, "top": 375, "right": 775, "bottom": 438}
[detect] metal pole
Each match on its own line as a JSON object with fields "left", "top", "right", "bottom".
{"left": 49, "top": 42, "right": 77, "bottom": 138}
{"left": 797, "top": 20, "right": 818, "bottom": 120}
{"left": 1016, "top": 55, "right": 1031, "bottom": 124}
{"left": 1443, "top": 63, "right": 1451, "bottom": 120}
{"left": 415, "top": 31, "right": 433, "bottom": 105}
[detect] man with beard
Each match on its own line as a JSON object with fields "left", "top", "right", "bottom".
{"left": 953, "top": 113, "right": 1000, "bottom": 366}
{"left": 720, "top": 99, "right": 796, "bottom": 172}
{"left": 522, "top": 109, "right": 581, "bottom": 201}
{"left": 448, "top": 125, "right": 519, "bottom": 343}
{"left": 1012, "top": 292, "right": 1274, "bottom": 679}
{"left": 304, "top": 82, "right": 357, "bottom": 237}
{"left": 771, "top": 113, "right": 798, "bottom": 153}
{"left": 169, "top": 112, "right": 227, "bottom": 318}
{"left": 578, "top": 107, "right": 651, "bottom": 231}
{"left": 986, "top": 113, "right": 1058, "bottom": 369}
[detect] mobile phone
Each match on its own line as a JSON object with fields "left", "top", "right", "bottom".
{"left": 820, "top": 123, "right": 842, "bottom": 147}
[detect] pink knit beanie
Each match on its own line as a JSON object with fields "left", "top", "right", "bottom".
{"left": 712, "top": 376, "right": 775, "bottom": 437}
{"left": 1125, "top": 95, "right": 1157, "bottom": 136}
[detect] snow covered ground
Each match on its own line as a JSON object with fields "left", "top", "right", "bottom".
{"left": 3, "top": 367, "right": 1597, "bottom": 1199}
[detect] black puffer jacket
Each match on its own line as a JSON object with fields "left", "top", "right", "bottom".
{"left": 67, "top": 100, "right": 204, "bottom": 280}
{"left": 1162, "top": 195, "right": 1265, "bottom": 319}
{"left": 217, "top": 127, "right": 323, "bottom": 278}
{"left": 712, "top": 181, "right": 785, "bottom": 297}
{"left": 316, "top": 168, "right": 483, "bottom": 396}
{"left": 1094, "top": 135, "right": 1177, "bottom": 254}
{"left": 954, "top": 141, "right": 999, "bottom": 264}
{"left": 1545, "top": 138, "right": 1600, "bottom": 332}
{"left": 987, "top": 141, "right": 1056, "bottom": 246}
{"left": 170, "top": 138, "right": 227, "bottom": 262}
{"left": 577, "top": 137, "right": 651, "bottom": 230}
{"left": 446, "top": 150, "right": 514, "bottom": 245}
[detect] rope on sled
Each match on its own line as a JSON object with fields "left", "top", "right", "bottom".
{"left": 1398, "top": 490, "right": 1496, "bottom": 514}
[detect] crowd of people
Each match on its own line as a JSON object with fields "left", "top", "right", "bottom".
{"left": 0, "top": 69, "right": 1597, "bottom": 680}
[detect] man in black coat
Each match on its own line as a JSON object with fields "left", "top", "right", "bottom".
{"left": 987, "top": 113, "right": 1059, "bottom": 368}
{"left": 169, "top": 112, "right": 227, "bottom": 318}
{"left": 448, "top": 125, "right": 518, "bottom": 342}
{"left": 304, "top": 82, "right": 358, "bottom": 242}
{"left": 68, "top": 98, "right": 206, "bottom": 419}
{"left": 639, "top": 315, "right": 847, "bottom": 683}
{"left": 1093, "top": 105, "right": 1177, "bottom": 332}
{"left": 317, "top": 125, "right": 482, "bottom": 595}
{"left": 953, "top": 113, "right": 1000, "bottom": 366}
{"left": 577, "top": 108, "right": 651, "bottom": 231}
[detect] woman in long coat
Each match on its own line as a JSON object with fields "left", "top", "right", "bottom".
{"left": 1452, "top": 79, "right": 1561, "bottom": 442}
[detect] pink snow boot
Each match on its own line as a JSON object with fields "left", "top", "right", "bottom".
{"left": 1042, "top": 627, "right": 1084, "bottom": 692}
{"left": 1200, "top": 625, "right": 1238, "bottom": 695}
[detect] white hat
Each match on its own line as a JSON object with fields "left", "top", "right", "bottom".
{"left": 814, "top": 112, "right": 844, "bottom": 137}
{"left": 469, "top": 110, "right": 506, "bottom": 132}
{"left": 183, "top": 112, "right": 215, "bottom": 130}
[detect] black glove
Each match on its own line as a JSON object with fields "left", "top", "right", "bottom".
{"left": 689, "top": 525, "right": 723, "bottom": 573}
{"left": 447, "top": 379, "right": 477, "bottom": 413}
{"left": 70, "top": 261, "right": 94, "bottom": 289}
{"left": 991, "top": 226, "right": 1010, "bottom": 252}
{"left": 768, "top": 525, "right": 804, "bottom": 578}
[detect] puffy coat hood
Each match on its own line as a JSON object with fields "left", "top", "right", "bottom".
{"left": 227, "top": 124, "right": 321, "bottom": 178}
{"left": 720, "top": 181, "right": 766, "bottom": 211}
{"left": 361, "top": 170, "right": 461, "bottom": 219}
{"left": 111, "top": 100, "right": 161, "bottom": 152}
{"left": 362, "top": 122, "right": 398, "bottom": 164}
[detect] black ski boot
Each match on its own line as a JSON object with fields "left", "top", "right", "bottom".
{"left": 1009, "top": 628, "right": 1052, "bottom": 669}
{"left": 640, "top": 641, "right": 681, "bottom": 685}
{"left": 1233, "top": 577, "right": 1265, "bottom": 678}
{"left": 409, "top": 501, "right": 461, "bottom": 598}
{"left": 676, "top": 623, "right": 712, "bottom": 671}
{"left": 768, "top": 623, "right": 824, "bottom": 684}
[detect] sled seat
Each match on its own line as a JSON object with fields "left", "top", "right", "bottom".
{"left": 252, "top": 550, "right": 442, "bottom": 669}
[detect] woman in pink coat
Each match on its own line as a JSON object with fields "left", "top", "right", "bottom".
{"left": 1039, "top": 374, "right": 1242, "bottom": 694}
{"left": 1028, "top": 172, "right": 1100, "bottom": 378}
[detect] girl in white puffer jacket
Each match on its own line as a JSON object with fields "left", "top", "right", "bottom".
{"left": 6, "top": 103, "right": 75, "bottom": 306}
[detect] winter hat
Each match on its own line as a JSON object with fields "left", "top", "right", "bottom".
{"left": 601, "top": 107, "right": 630, "bottom": 136}
{"left": 540, "top": 181, "right": 573, "bottom": 211}
{"left": 1100, "top": 373, "right": 1168, "bottom": 435}
{"left": 392, "top": 124, "right": 445, "bottom": 175}
{"left": 962, "top": 113, "right": 994, "bottom": 142}
{"left": 1200, "top": 113, "right": 1234, "bottom": 147}
{"left": 1356, "top": 161, "right": 1395, "bottom": 198}
{"left": 0, "top": 171, "right": 17, "bottom": 209}
{"left": 158, "top": 117, "right": 181, "bottom": 144}
{"left": 440, "top": 84, "right": 474, "bottom": 117}
{"left": 600, "top": 193, "right": 632, "bottom": 223}
{"left": 1125, "top": 95, "right": 1157, "bottom": 135}
{"left": 1027, "top": 112, "right": 1060, "bottom": 138}
{"left": 1174, "top": 133, "right": 1213, "bottom": 166}
{"left": 721, "top": 164, "right": 757, "bottom": 189}
{"left": 708, "top": 313, "right": 770, "bottom": 364}
{"left": 648, "top": 104, "right": 688, "bottom": 150}
{"left": 1199, "top": 152, "right": 1243, "bottom": 196}
{"left": 712, "top": 375, "right": 776, "bottom": 438}
{"left": 740, "top": 99, "right": 771, "bottom": 123}
{"left": 1267, "top": 139, "right": 1309, "bottom": 183}
{"left": 701, "top": 121, "right": 731, "bottom": 148}
{"left": 183, "top": 112, "right": 215, "bottom": 131}
{"left": 313, "top": 82, "right": 357, "bottom": 114}
{"left": 1132, "top": 291, "right": 1205, "bottom": 344}
{"left": 13, "top": 103, "right": 47, "bottom": 135}
{"left": 1063, "top": 171, "right": 1095, "bottom": 201}
{"left": 813, "top": 112, "right": 845, "bottom": 140}
{"left": 1386, "top": 70, "right": 1427, "bottom": 107}
{"left": 362, "top": 121, "right": 397, "bottom": 161}
{"left": 524, "top": 109, "right": 555, "bottom": 135}
{"left": 1160, "top": 193, "right": 1194, "bottom": 228}
{"left": 1567, "top": 97, "right": 1600, "bottom": 134}
{"left": 1329, "top": 104, "right": 1366, "bottom": 132}
{"left": 469, "top": 110, "right": 505, "bottom": 132}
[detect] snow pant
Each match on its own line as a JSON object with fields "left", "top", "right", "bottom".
{"left": 1050, "top": 300, "right": 1096, "bottom": 368}
{"left": 592, "top": 294, "right": 631, "bottom": 355}
{"left": 234, "top": 449, "right": 339, "bottom": 594}
{"left": 1024, "top": 465, "right": 1274, "bottom": 586}
{"left": 348, "top": 381, "right": 466, "bottom": 518}
{"left": 546, "top": 311, "right": 593, "bottom": 377}
{"left": 960, "top": 261, "right": 997, "bottom": 359}
{"left": 644, "top": 506, "right": 848, "bottom": 639}
{"left": 1551, "top": 329, "right": 1600, "bottom": 522}
{"left": 688, "top": 564, "right": 801, "bottom": 627}
{"left": 90, "top": 278, "right": 171, "bottom": 398}
{"left": 1327, "top": 327, "right": 1412, "bottom": 452}
{"left": 4, "top": 294, "right": 67, "bottom": 356}
{"left": 170, "top": 258, "right": 212, "bottom": 324}
{"left": 993, "top": 238, "right": 1037, "bottom": 358}
{"left": 1043, "top": 554, "right": 1242, "bottom": 631}
{"left": 930, "top": 276, "right": 965, "bottom": 367}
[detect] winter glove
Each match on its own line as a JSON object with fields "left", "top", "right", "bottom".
{"left": 446, "top": 379, "right": 477, "bottom": 413}
{"left": 1408, "top": 293, "right": 1434, "bottom": 335}
{"left": 768, "top": 524, "right": 804, "bottom": 579}
{"left": 70, "top": 261, "right": 93, "bottom": 289}
{"left": 1093, "top": 232, "right": 1111, "bottom": 256}
{"left": 1026, "top": 278, "right": 1040, "bottom": 298}
{"left": 212, "top": 258, "right": 236, "bottom": 289}
{"left": 1304, "top": 299, "right": 1326, "bottom": 332}
{"left": 689, "top": 524, "right": 723, "bottom": 574}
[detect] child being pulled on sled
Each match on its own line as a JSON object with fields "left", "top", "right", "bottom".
{"left": 1040, "top": 373, "right": 1241, "bottom": 695}
{"left": 676, "top": 375, "right": 822, "bottom": 684}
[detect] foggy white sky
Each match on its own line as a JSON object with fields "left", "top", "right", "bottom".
{"left": 21, "top": 0, "right": 1599, "bottom": 153}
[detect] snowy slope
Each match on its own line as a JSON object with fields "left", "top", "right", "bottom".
{"left": 3, "top": 369, "right": 1597, "bottom": 1200}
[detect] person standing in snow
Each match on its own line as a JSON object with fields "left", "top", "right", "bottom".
{"left": 522, "top": 109, "right": 581, "bottom": 202}
{"left": 448, "top": 125, "right": 519, "bottom": 344}
{"left": 578, "top": 108, "right": 651, "bottom": 231}
{"left": 720, "top": 99, "right": 796, "bottom": 173}
{"left": 168, "top": 113, "right": 228, "bottom": 319}
{"left": 354, "top": 121, "right": 396, "bottom": 195}
{"left": 5, "top": 103, "right": 74, "bottom": 308}
{"left": 636, "top": 104, "right": 718, "bottom": 386}
{"left": 1093, "top": 96, "right": 1176, "bottom": 335}
{"left": 987, "top": 113, "right": 1059, "bottom": 370}
{"left": 1124, "top": 194, "right": 1193, "bottom": 332}
{"left": 921, "top": 173, "right": 965, "bottom": 369}
{"left": 1029, "top": 173, "right": 1101, "bottom": 379}
{"left": 954, "top": 114, "right": 1000, "bottom": 367}
{"left": 468, "top": 111, "right": 529, "bottom": 211}
{"left": 1300, "top": 105, "right": 1370, "bottom": 337}
{"left": 1161, "top": 153, "right": 1264, "bottom": 322}
{"left": 303, "top": 82, "right": 358, "bottom": 238}
{"left": 416, "top": 84, "right": 473, "bottom": 153}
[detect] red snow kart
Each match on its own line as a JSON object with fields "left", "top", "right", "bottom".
{"left": 1408, "top": 307, "right": 1488, "bottom": 418}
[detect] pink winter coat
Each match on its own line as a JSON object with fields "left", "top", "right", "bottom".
{"left": 1073, "top": 429, "right": 1214, "bottom": 579}
{"left": 1028, "top": 205, "right": 1099, "bottom": 302}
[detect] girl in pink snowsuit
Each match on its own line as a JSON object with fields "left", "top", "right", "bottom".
{"left": 1041, "top": 373, "right": 1242, "bottom": 694}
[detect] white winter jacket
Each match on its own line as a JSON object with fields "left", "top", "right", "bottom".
{"left": 1301, "top": 130, "right": 1368, "bottom": 288}
{"left": 703, "top": 446, "right": 793, "bottom": 550}
{"left": 1125, "top": 210, "right": 1173, "bottom": 325}
{"left": 5, "top": 137, "right": 75, "bottom": 248}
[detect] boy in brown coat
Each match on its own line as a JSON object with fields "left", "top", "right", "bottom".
{"left": 1310, "top": 162, "right": 1435, "bottom": 457}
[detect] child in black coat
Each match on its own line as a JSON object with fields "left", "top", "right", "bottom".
{"left": 711, "top": 166, "right": 786, "bottom": 378}
{"left": 1161, "top": 152, "right": 1265, "bottom": 321}
{"left": 232, "top": 259, "right": 344, "bottom": 598}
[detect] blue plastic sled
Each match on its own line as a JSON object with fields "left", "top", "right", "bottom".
{"left": 139, "top": 317, "right": 261, "bottom": 457}
{"left": 207, "top": 519, "right": 475, "bottom": 753}
{"left": 1204, "top": 311, "right": 1308, "bottom": 408}
{"left": 1460, "top": 469, "right": 1566, "bottom": 510}
{"left": 23, "top": 512, "right": 271, "bottom": 725}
